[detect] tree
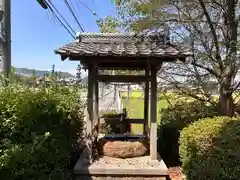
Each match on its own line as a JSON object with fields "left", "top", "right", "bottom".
{"left": 111, "top": 0, "right": 240, "bottom": 116}
{"left": 51, "top": 64, "right": 55, "bottom": 76}
{"left": 31, "top": 70, "right": 36, "bottom": 80}
{"left": 76, "top": 64, "right": 82, "bottom": 84}
{"left": 97, "top": 16, "right": 120, "bottom": 33}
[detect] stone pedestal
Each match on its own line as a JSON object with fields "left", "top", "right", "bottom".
{"left": 74, "top": 147, "right": 168, "bottom": 180}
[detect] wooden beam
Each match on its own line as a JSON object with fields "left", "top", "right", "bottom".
{"left": 144, "top": 65, "right": 150, "bottom": 136}
{"left": 69, "top": 54, "right": 180, "bottom": 63}
{"left": 104, "top": 118, "right": 144, "bottom": 124}
{"left": 150, "top": 65, "right": 158, "bottom": 160}
{"left": 97, "top": 75, "right": 149, "bottom": 83}
{"left": 79, "top": 57, "right": 165, "bottom": 70}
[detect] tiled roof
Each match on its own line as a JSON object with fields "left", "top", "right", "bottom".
{"left": 55, "top": 32, "right": 192, "bottom": 59}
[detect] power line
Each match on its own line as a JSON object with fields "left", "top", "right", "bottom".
{"left": 75, "top": 1, "right": 87, "bottom": 30}
{"left": 69, "top": 0, "right": 85, "bottom": 31}
{"left": 64, "top": 0, "right": 84, "bottom": 32}
{"left": 47, "top": 0, "right": 76, "bottom": 36}
{"left": 78, "top": 0, "right": 98, "bottom": 17}
{"left": 45, "top": 1, "right": 75, "bottom": 39}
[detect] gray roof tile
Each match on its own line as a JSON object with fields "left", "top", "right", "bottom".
{"left": 55, "top": 33, "right": 192, "bottom": 59}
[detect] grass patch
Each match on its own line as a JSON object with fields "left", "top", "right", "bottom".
{"left": 120, "top": 91, "right": 219, "bottom": 134}
{"left": 121, "top": 97, "right": 169, "bottom": 134}
{"left": 121, "top": 91, "right": 143, "bottom": 98}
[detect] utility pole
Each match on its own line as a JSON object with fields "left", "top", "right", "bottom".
{"left": 0, "top": 0, "right": 11, "bottom": 74}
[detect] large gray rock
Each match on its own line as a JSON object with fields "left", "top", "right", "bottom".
{"left": 99, "top": 140, "right": 149, "bottom": 158}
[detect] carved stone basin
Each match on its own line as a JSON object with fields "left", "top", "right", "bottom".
{"left": 97, "top": 138, "right": 149, "bottom": 158}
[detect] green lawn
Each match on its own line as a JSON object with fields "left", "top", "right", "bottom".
{"left": 120, "top": 90, "right": 238, "bottom": 134}
{"left": 121, "top": 91, "right": 143, "bottom": 98}
{"left": 121, "top": 94, "right": 169, "bottom": 134}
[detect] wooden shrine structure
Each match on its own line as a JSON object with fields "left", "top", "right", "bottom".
{"left": 55, "top": 32, "right": 191, "bottom": 178}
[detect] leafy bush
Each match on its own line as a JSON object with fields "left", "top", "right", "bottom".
{"left": 101, "top": 111, "right": 121, "bottom": 118}
{"left": 0, "top": 82, "right": 85, "bottom": 180}
{"left": 179, "top": 116, "right": 240, "bottom": 180}
{"left": 100, "top": 111, "right": 122, "bottom": 134}
{"left": 157, "top": 100, "right": 218, "bottom": 165}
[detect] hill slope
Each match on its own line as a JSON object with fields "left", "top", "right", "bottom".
{"left": 13, "top": 67, "right": 74, "bottom": 78}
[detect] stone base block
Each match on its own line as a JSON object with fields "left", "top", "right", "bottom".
{"left": 77, "top": 175, "right": 167, "bottom": 180}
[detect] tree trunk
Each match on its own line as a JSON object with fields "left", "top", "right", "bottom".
{"left": 219, "top": 82, "right": 234, "bottom": 116}
{"left": 218, "top": 0, "right": 237, "bottom": 117}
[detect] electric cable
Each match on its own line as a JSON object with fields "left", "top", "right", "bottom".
{"left": 45, "top": 1, "right": 75, "bottom": 38}
{"left": 47, "top": 0, "right": 76, "bottom": 36}
{"left": 69, "top": 0, "right": 85, "bottom": 31}
{"left": 64, "top": 0, "right": 84, "bottom": 32}
{"left": 78, "top": 0, "right": 98, "bottom": 17}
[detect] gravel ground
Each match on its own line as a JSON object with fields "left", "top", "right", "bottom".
{"left": 77, "top": 176, "right": 166, "bottom": 180}
{"left": 92, "top": 176, "right": 166, "bottom": 180}
{"left": 91, "top": 155, "right": 165, "bottom": 169}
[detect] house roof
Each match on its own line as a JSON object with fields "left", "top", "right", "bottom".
{"left": 54, "top": 32, "right": 192, "bottom": 69}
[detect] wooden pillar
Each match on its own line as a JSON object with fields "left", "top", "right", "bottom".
{"left": 86, "top": 64, "right": 94, "bottom": 163}
{"left": 150, "top": 65, "right": 157, "bottom": 160}
{"left": 143, "top": 66, "right": 149, "bottom": 136}
{"left": 94, "top": 68, "right": 99, "bottom": 133}
{"left": 92, "top": 63, "right": 99, "bottom": 137}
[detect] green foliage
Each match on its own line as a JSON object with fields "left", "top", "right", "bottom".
{"left": 96, "top": 16, "right": 120, "bottom": 33}
{"left": 111, "top": 0, "right": 173, "bottom": 31}
{"left": 158, "top": 100, "right": 218, "bottom": 165}
{"left": 101, "top": 111, "right": 121, "bottom": 134}
{"left": 0, "top": 82, "right": 85, "bottom": 179}
{"left": 179, "top": 116, "right": 240, "bottom": 180}
{"left": 102, "top": 111, "right": 121, "bottom": 118}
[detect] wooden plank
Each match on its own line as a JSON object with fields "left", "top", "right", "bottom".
{"left": 104, "top": 118, "right": 144, "bottom": 124}
{"left": 144, "top": 65, "right": 150, "bottom": 136}
{"left": 150, "top": 66, "right": 157, "bottom": 160}
{"left": 97, "top": 75, "right": 149, "bottom": 83}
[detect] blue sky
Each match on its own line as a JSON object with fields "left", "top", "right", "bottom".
{"left": 12, "top": 0, "right": 116, "bottom": 75}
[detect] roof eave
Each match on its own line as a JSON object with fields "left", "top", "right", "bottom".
{"left": 54, "top": 49, "right": 68, "bottom": 61}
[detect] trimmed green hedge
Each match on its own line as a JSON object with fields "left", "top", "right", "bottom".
{"left": 158, "top": 101, "right": 218, "bottom": 165}
{"left": 179, "top": 116, "right": 240, "bottom": 180}
{"left": 0, "top": 83, "right": 85, "bottom": 180}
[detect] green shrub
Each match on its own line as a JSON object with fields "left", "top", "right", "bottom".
{"left": 157, "top": 100, "right": 218, "bottom": 165}
{"left": 101, "top": 111, "right": 122, "bottom": 134}
{"left": 0, "top": 82, "right": 85, "bottom": 180}
{"left": 179, "top": 116, "right": 240, "bottom": 180}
